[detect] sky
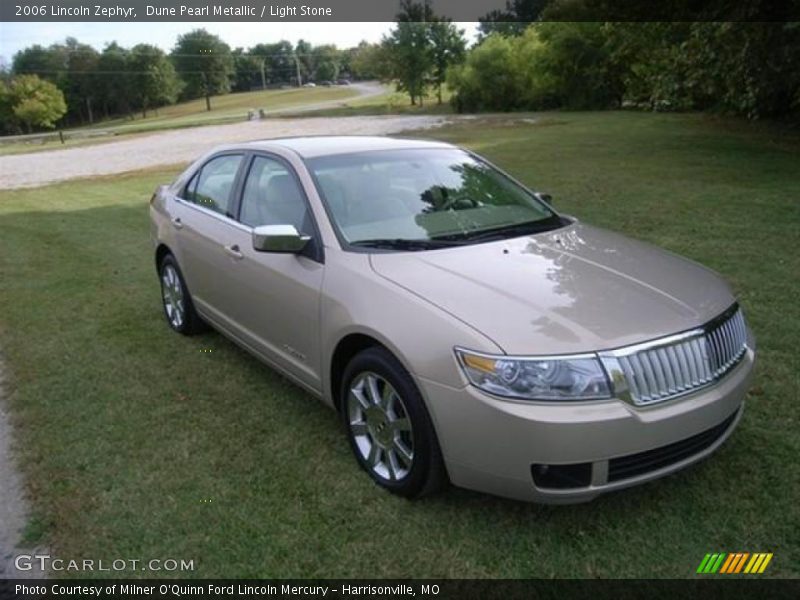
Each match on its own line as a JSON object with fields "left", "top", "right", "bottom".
{"left": 0, "top": 21, "right": 480, "bottom": 65}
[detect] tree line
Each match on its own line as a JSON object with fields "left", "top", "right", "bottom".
{"left": 3, "top": 0, "right": 797, "bottom": 134}
{"left": 0, "top": 30, "right": 383, "bottom": 134}
{"left": 364, "top": 1, "right": 798, "bottom": 119}
{"left": 448, "top": 20, "right": 800, "bottom": 119}
{"left": 455, "top": 0, "right": 800, "bottom": 119}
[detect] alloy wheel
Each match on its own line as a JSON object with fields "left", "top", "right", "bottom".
{"left": 347, "top": 372, "right": 415, "bottom": 481}
{"left": 161, "top": 264, "right": 185, "bottom": 329}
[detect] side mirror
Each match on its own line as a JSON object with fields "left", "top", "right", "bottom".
{"left": 252, "top": 224, "right": 310, "bottom": 253}
{"left": 534, "top": 192, "right": 553, "bottom": 206}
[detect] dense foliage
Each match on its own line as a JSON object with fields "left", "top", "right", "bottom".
{"left": 449, "top": 22, "right": 800, "bottom": 119}
{"left": 0, "top": 75, "right": 67, "bottom": 132}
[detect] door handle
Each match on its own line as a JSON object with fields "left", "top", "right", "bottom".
{"left": 224, "top": 244, "right": 244, "bottom": 260}
{"left": 171, "top": 217, "right": 183, "bottom": 229}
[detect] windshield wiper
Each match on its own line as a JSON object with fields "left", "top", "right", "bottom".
{"left": 351, "top": 238, "right": 465, "bottom": 251}
{"left": 434, "top": 216, "right": 565, "bottom": 244}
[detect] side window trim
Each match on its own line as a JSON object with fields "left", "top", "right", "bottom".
{"left": 181, "top": 171, "right": 200, "bottom": 202}
{"left": 235, "top": 150, "right": 325, "bottom": 264}
{"left": 229, "top": 152, "right": 256, "bottom": 225}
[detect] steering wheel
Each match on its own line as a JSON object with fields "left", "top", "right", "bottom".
{"left": 440, "top": 196, "right": 481, "bottom": 211}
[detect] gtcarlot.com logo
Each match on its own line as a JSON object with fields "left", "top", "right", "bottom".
{"left": 697, "top": 552, "right": 773, "bottom": 574}
{"left": 14, "top": 554, "right": 195, "bottom": 572}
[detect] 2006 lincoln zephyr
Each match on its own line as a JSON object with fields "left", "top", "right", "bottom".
{"left": 150, "top": 136, "right": 755, "bottom": 503}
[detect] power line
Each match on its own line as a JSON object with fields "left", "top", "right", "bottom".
{"left": 12, "top": 51, "right": 365, "bottom": 59}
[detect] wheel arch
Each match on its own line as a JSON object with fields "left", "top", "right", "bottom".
{"left": 155, "top": 243, "right": 173, "bottom": 272}
{"left": 329, "top": 330, "right": 416, "bottom": 413}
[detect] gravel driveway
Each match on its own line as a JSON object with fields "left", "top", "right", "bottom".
{"left": 0, "top": 115, "right": 449, "bottom": 190}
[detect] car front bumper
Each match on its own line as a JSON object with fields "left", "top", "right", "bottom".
{"left": 418, "top": 347, "right": 754, "bottom": 503}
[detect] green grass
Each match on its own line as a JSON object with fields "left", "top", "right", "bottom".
{"left": 0, "top": 87, "right": 359, "bottom": 156}
{"left": 280, "top": 88, "right": 454, "bottom": 118}
{"left": 0, "top": 112, "right": 798, "bottom": 578}
{"left": 85, "top": 86, "right": 358, "bottom": 134}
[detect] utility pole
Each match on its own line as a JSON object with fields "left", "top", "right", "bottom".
{"left": 260, "top": 58, "right": 266, "bottom": 90}
{"left": 294, "top": 54, "right": 302, "bottom": 86}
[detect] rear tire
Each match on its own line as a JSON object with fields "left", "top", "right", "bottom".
{"left": 341, "top": 347, "right": 447, "bottom": 498}
{"left": 158, "top": 254, "right": 205, "bottom": 335}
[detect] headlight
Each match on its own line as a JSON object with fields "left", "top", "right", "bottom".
{"left": 455, "top": 348, "right": 612, "bottom": 401}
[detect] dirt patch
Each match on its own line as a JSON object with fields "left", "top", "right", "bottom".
{"left": 0, "top": 115, "right": 452, "bottom": 190}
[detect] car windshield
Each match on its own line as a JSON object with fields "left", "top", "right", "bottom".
{"left": 307, "top": 148, "right": 562, "bottom": 249}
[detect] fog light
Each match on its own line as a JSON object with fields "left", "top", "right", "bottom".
{"left": 531, "top": 462, "right": 592, "bottom": 489}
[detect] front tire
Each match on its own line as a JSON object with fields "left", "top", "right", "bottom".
{"left": 159, "top": 254, "right": 204, "bottom": 335}
{"left": 341, "top": 347, "right": 447, "bottom": 498}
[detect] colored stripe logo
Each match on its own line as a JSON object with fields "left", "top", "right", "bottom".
{"left": 697, "top": 552, "right": 773, "bottom": 574}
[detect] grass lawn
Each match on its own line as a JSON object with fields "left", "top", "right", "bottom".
{"left": 281, "top": 88, "right": 454, "bottom": 118}
{"left": 0, "top": 112, "right": 798, "bottom": 578}
{"left": 85, "top": 86, "right": 359, "bottom": 134}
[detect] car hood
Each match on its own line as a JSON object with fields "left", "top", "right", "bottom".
{"left": 369, "top": 222, "right": 736, "bottom": 355}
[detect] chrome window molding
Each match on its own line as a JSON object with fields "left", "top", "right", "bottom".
{"left": 175, "top": 196, "right": 253, "bottom": 233}
{"left": 599, "top": 303, "right": 749, "bottom": 407}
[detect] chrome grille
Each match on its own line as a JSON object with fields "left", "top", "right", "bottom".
{"left": 601, "top": 306, "right": 748, "bottom": 406}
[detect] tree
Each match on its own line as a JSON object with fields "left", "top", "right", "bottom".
{"left": 349, "top": 42, "right": 392, "bottom": 81}
{"left": 6, "top": 75, "right": 67, "bottom": 132}
{"left": 428, "top": 20, "right": 466, "bottom": 104}
{"left": 129, "top": 44, "right": 181, "bottom": 118}
{"left": 449, "top": 24, "right": 621, "bottom": 112}
{"left": 478, "top": 0, "right": 553, "bottom": 38}
{"left": 338, "top": 46, "right": 354, "bottom": 79}
{"left": 12, "top": 45, "right": 58, "bottom": 80}
{"left": 603, "top": 22, "right": 800, "bottom": 118}
{"left": 681, "top": 22, "right": 800, "bottom": 118}
{"left": 295, "top": 39, "right": 314, "bottom": 83}
{"left": 171, "top": 29, "right": 233, "bottom": 111}
{"left": 12, "top": 43, "right": 71, "bottom": 119}
{"left": 603, "top": 23, "right": 694, "bottom": 111}
{"left": 251, "top": 41, "right": 295, "bottom": 85}
{"left": 14, "top": 39, "right": 101, "bottom": 125}
{"left": 529, "top": 22, "right": 621, "bottom": 109}
{"left": 0, "top": 80, "right": 15, "bottom": 134}
{"left": 97, "top": 42, "right": 132, "bottom": 119}
{"left": 383, "top": 0, "right": 436, "bottom": 105}
{"left": 312, "top": 45, "right": 341, "bottom": 82}
{"left": 63, "top": 38, "right": 99, "bottom": 123}
{"left": 447, "top": 34, "right": 518, "bottom": 112}
{"left": 314, "top": 62, "right": 335, "bottom": 82}
{"left": 231, "top": 48, "right": 262, "bottom": 92}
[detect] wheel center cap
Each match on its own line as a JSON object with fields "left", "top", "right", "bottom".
{"left": 366, "top": 408, "right": 392, "bottom": 446}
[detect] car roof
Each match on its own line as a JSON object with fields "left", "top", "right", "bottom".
{"left": 236, "top": 136, "right": 455, "bottom": 159}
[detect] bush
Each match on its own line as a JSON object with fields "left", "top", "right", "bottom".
{"left": 449, "top": 21, "right": 800, "bottom": 119}
{"left": 448, "top": 24, "right": 619, "bottom": 113}
{"left": 2, "top": 75, "right": 67, "bottom": 133}
{"left": 447, "top": 35, "right": 519, "bottom": 112}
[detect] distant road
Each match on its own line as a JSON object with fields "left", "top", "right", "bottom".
{"left": 0, "top": 81, "right": 461, "bottom": 190}
{"left": 267, "top": 81, "right": 387, "bottom": 115}
{"left": 0, "top": 81, "right": 388, "bottom": 145}
{"left": 0, "top": 113, "right": 450, "bottom": 189}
